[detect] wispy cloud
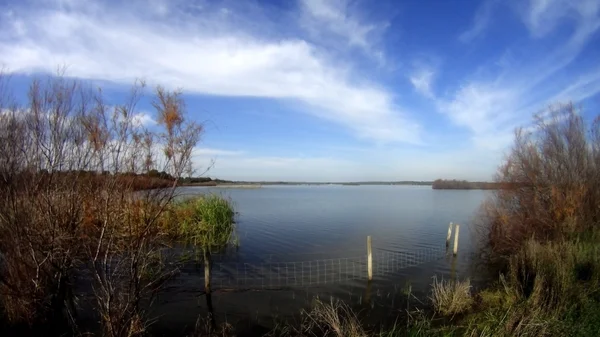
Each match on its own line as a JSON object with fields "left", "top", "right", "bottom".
{"left": 299, "top": 0, "right": 387, "bottom": 54}
{"left": 459, "top": 0, "right": 498, "bottom": 43}
{"left": 192, "top": 148, "right": 245, "bottom": 157}
{"left": 443, "top": 0, "right": 600, "bottom": 150}
{"left": 518, "top": 0, "right": 600, "bottom": 38}
{"left": 198, "top": 148, "right": 500, "bottom": 182}
{"left": 202, "top": 154, "right": 359, "bottom": 182}
{"left": 131, "top": 112, "right": 156, "bottom": 127}
{"left": 0, "top": 0, "right": 419, "bottom": 144}
{"left": 550, "top": 68, "right": 600, "bottom": 103}
{"left": 409, "top": 67, "right": 435, "bottom": 98}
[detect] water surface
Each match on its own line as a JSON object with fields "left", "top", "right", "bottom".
{"left": 154, "top": 185, "right": 489, "bottom": 335}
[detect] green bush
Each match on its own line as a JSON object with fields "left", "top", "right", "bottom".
{"left": 170, "top": 195, "right": 236, "bottom": 250}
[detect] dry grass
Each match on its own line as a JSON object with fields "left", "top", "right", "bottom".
{"left": 188, "top": 315, "right": 235, "bottom": 337}
{"left": 430, "top": 277, "right": 473, "bottom": 317}
{"left": 508, "top": 238, "right": 600, "bottom": 313}
{"left": 302, "top": 299, "right": 368, "bottom": 337}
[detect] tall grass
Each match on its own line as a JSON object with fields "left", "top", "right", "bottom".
{"left": 430, "top": 277, "right": 473, "bottom": 317}
{"left": 162, "top": 194, "right": 236, "bottom": 299}
{"left": 165, "top": 195, "right": 236, "bottom": 249}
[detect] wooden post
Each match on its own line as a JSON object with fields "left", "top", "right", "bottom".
{"left": 446, "top": 222, "right": 453, "bottom": 247}
{"left": 367, "top": 236, "right": 373, "bottom": 281}
{"left": 204, "top": 249, "right": 212, "bottom": 294}
{"left": 453, "top": 224, "right": 460, "bottom": 256}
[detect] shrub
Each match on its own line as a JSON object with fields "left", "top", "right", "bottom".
{"left": 508, "top": 239, "right": 600, "bottom": 313}
{"left": 165, "top": 195, "right": 236, "bottom": 249}
{"left": 0, "top": 73, "right": 203, "bottom": 336}
{"left": 176, "top": 195, "right": 236, "bottom": 248}
{"left": 163, "top": 194, "right": 236, "bottom": 297}
{"left": 480, "top": 102, "right": 600, "bottom": 260}
{"left": 430, "top": 277, "right": 473, "bottom": 316}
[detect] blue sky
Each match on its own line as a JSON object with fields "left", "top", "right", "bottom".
{"left": 1, "top": 0, "right": 600, "bottom": 182}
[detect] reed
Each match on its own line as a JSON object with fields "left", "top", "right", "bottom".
{"left": 168, "top": 195, "right": 236, "bottom": 249}
{"left": 429, "top": 277, "right": 473, "bottom": 317}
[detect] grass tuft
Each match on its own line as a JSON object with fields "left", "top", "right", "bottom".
{"left": 163, "top": 194, "right": 236, "bottom": 250}
{"left": 430, "top": 277, "right": 473, "bottom": 317}
{"left": 302, "top": 299, "right": 368, "bottom": 337}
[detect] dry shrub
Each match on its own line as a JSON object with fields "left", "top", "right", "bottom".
{"left": 189, "top": 315, "right": 235, "bottom": 337}
{"left": 0, "top": 72, "right": 203, "bottom": 336}
{"left": 480, "top": 102, "right": 600, "bottom": 260}
{"left": 508, "top": 239, "right": 600, "bottom": 313}
{"left": 302, "top": 299, "right": 367, "bottom": 337}
{"left": 430, "top": 277, "right": 473, "bottom": 316}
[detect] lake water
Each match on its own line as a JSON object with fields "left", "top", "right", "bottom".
{"left": 153, "top": 185, "right": 489, "bottom": 335}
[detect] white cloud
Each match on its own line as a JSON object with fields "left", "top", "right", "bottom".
{"left": 442, "top": 0, "right": 600, "bottom": 151}
{"left": 550, "top": 69, "right": 600, "bottom": 103}
{"left": 0, "top": 0, "right": 418, "bottom": 144}
{"left": 459, "top": 0, "right": 498, "bottom": 43}
{"left": 519, "top": 0, "right": 600, "bottom": 38}
{"left": 195, "top": 148, "right": 499, "bottom": 182}
{"left": 192, "top": 148, "right": 244, "bottom": 157}
{"left": 409, "top": 68, "right": 435, "bottom": 98}
{"left": 131, "top": 112, "right": 156, "bottom": 127}
{"left": 299, "top": 0, "right": 385, "bottom": 52}
{"left": 203, "top": 154, "right": 361, "bottom": 182}
{"left": 439, "top": 84, "right": 520, "bottom": 150}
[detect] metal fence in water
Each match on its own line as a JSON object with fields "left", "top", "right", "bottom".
{"left": 193, "top": 245, "right": 449, "bottom": 289}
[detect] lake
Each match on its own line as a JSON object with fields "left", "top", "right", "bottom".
{"left": 153, "top": 185, "right": 489, "bottom": 335}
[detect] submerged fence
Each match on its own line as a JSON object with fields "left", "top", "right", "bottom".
{"left": 176, "top": 223, "right": 462, "bottom": 290}
{"left": 207, "top": 246, "right": 448, "bottom": 289}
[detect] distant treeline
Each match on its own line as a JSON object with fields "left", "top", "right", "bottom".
{"left": 178, "top": 177, "right": 233, "bottom": 186}
{"left": 179, "top": 179, "right": 433, "bottom": 186}
{"left": 2, "top": 169, "right": 177, "bottom": 191}
{"left": 432, "top": 179, "right": 503, "bottom": 190}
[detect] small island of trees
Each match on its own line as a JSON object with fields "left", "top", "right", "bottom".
{"left": 431, "top": 179, "right": 503, "bottom": 190}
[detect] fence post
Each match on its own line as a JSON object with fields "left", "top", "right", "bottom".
{"left": 446, "top": 222, "right": 453, "bottom": 247}
{"left": 453, "top": 224, "right": 460, "bottom": 256}
{"left": 367, "top": 236, "right": 373, "bottom": 281}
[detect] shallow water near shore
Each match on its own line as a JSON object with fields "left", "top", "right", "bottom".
{"left": 152, "top": 185, "right": 489, "bottom": 335}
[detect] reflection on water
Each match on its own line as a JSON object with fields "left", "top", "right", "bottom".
{"left": 152, "top": 185, "right": 489, "bottom": 335}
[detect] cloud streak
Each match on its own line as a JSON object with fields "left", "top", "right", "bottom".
{"left": 443, "top": 0, "right": 600, "bottom": 150}
{"left": 299, "top": 0, "right": 386, "bottom": 53}
{"left": 409, "top": 67, "right": 435, "bottom": 98}
{"left": 459, "top": 0, "right": 498, "bottom": 43}
{"left": 0, "top": 0, "right": 419, "bottom": 144}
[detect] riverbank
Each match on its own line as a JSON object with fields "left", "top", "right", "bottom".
{"left": 180, "top": 180, "right": 433, "bottom": 187}
{"left": 213, "top": 184, "right": 262, "bottom": 189}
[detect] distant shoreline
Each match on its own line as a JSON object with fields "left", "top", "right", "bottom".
{"left": 180, "top": 179, "right": 507, "bottom": 189}
{"left": 181, "top": 181, "right": 433, "bottom": 187}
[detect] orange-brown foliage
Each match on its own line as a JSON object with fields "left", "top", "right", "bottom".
{"left": 0, "top": 73, "right": 203, "bottom": 336}
{"left": 480, "top": 102, "right": 600, "bottom": 259}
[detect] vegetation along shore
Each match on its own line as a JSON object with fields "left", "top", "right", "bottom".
{"left": 1, "top": 72, "right": 599, "bottom": 336}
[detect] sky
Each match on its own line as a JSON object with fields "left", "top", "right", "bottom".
{"left": 1, "top": 0, "right": 600, "bottom": 182}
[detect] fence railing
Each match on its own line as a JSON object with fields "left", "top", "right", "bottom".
{"left": 178, "top": 223, "right": 462, "bottom": 290}
{"left": 185, "top": 245, "right": 450, "bottom": 289}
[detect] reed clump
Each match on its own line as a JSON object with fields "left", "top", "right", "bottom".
{"left": 430, "top": 277, "right": 473, "bottom": 317}
{"left": 302, "top": 299, "right": 367, "bottom": 337}
{"left": 163, "top": 195, "right": 236, "bottom": 248}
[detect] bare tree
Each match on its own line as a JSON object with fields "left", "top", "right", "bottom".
{"left": 0, "top": 73, "right": 204, "bottom": 337}
{"left": 480, "top": 102, "right": 600, "bottom": 260}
